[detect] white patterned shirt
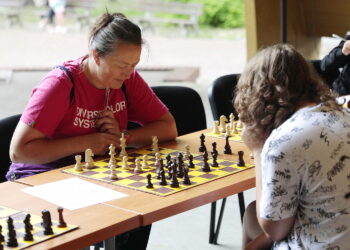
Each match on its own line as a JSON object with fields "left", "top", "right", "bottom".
{"left": 260, "top": 104, "right": 350, "bottom": 249}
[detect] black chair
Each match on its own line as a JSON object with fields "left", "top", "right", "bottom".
{"left": 0, "top": 114, "right": 21, "bottom": 182}
{"left": 207, "top": 74, "right": 245, "bottom": 244}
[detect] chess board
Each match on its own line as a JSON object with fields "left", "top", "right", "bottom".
{"left": 0, "top": 205, "right": 78, "bottom": 250}
{"left": 63, "top": 147, "right": 254, "bottom": 197}
{"left": 205, "top": 127, "right": 243, "bottom": 142}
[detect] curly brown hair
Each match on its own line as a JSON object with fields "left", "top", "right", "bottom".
{"left": 234, "top": 44, "right": 340, "bottom": 143}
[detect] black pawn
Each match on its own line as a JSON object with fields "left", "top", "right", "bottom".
{"left": 182, "top": 167, "right": 191, "bottom": 185}
{"left": 41, "top": 210, "right": 54, "bottom": 235}
{"left": 211, "top": 142, "right": 218, "bottom": 156}
{"left": 165, "top": 154, "right": 172, "bottom": 169}
{"left": 0, "top": 225, "right": 4, "bottom": 242}
{"left": 187, "top": 154, "right": 195, "bottom": 168}
{"left": 199, "top": 133, "right": 206, "bottom": 152}
{"left": 167, "top": 166, "right": 173, "bottom": 180}
{"left": 24, "top": 214, "right": 33, "bottom": 230}
{"left": 202, "top": 152, "right": 211, "bottom": 172}
{"left": 146, "top": 174, "right": 154, "bottom": 189}
{"left": 224, "top": 136, "right": 232, "bottom": 154}
{"left": 6, "top": 217, "right": 18, "bottom": 247}
{"left": 237, "top": 151, "right": 245, "bottom": 166}
{"left": 170, "top": 171, "right": 180, "bottom": 188}
{"left": 159, "top": 170, "right": 167, "bottom": 186}
{"left": 211, "top": 151, "right": 219, "bottom": 168}
{"left": 157, "top": 159, "right": 165, "bottom": 180}
{"left": 23, "top": 223, "right": 33, "bottom": 241}
{"left": 57, "top": 207, "right": 67, "bottom": 228}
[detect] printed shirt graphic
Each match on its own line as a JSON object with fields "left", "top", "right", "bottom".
{"left": 260, "top": 104, "right": 350, "bottom": 249}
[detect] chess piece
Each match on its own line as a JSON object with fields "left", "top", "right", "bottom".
{"left": 199, "top": 133, "right": 206, "bottom": 152}
{"left": 23, "top": 216, "right": 33, "bottom": 241}
{"left": 41, "top": 209, "right": 54, "bottom": 235}
{"left": 177, "top": 159, "right": 184, "bottom": 178}
{"left": 156, "top": 159, "right": 165, "bottom": 179}
{"left": 154, "top": 152, "right": 161, "bottom": 170}
{"left": 184, "top": 144, "right": 190, "bottom": 159}
{"left": 224, "top": 136, "right": 232, "bottom": 154}
{"left": 57, "top": 207, "right": 67, "bottom": 228}
{"left": 109, "top": 164, "right": 118, "bottom": 180}
{"left": 219, "top": 115, "right": 228, "bottom": 133}
{"left": 182, "top": 167, "right": 191, "bottom": 185}
{"left": 159, "top": 170, "right": 167, "bottom": 185}
{"left": 108, "top": 144, "right": 117, "bottom": 168}
{"left": 6, "top": 217, "right": 18, "bottom": 247}
{"left": 119, "top": 133, "right": 128, "bottom": 158}
{"left": 146, "top": 174, "right": 154, "bottom": 188}
{"left": 232, "top": 121, "right": 239, "bottom": 134}
{"left": 211, "top": 142, "right": 218, "bottom": 156}
{"left": 201, "top": 152, "right": 211, "bottom": 172}
{"left": 165, "top": 154, "right": 172, "bottom": 169}
{"left": 152, "top": 136, "right": 159, "bottom": 154}
{"left": 122, "top": 156, "right": 130, "bottom": 170}
{"left": 142, "top": 155, "right": 150, "bottom": 169}
{"left": 211, "top": 151, "right": 219, "bottom": 168}
{"left": 237, "top": 151, "right": 246, "bottom": 166}
{"left": 177, "top": 153, "right": 184, "bottom": 169}
{"left": 170, "top": 169, "right": 180, "bottom": 188}
{"left": 187, "top": 154, "right": 195, "bottom": 168}
{"left": 225, "top": 123, "right": 232, "bottom": 137}
{"left": 84, "top": 148, "right": 94, "bottom": 169}
{"left": 24, "top": 214, "right": 33, "bottom": 230}
{"left": 0, "top": 225, "right": 4, "bottom": 242}
{"left": 74, "top": 155, "right": 83, "bottom": 171}
{"left": 250, "top": 152, "right": 254, "bottom": 159}
{"left": 213, "top": 120, "right": 220, "bottom": 134}
{"left": 134, "top": 158, "right": 142, "bottom": 173}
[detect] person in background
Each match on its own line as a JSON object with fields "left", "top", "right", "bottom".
{"left": 235, "top": 44, "right": 350, "bottom": 249}
{"left": 8, "top": 12, "right": 177, "bottom": 249}
{"left": 39, "top": 0, "right": 66, "bottom": 33}
{"left": 321, "top": 34, "right": 350, "bottom": 96}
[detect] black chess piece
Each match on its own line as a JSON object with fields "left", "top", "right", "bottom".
{"left": 41, "top": 210, "right": 54, "bottom": 235}
{"left": 224, "top": 135, "right": 232, "bottom": 154}
{"left": 165, "top": 154, "right": 172, "bottom": 169}
{"left": 24, "top": 214, "right": 33, "bottom": 230}
{"left": 211, "top": 151, "right": 219, "bottom": 168}
{"left": 177, "top": 153, "right": 184, "bottom": 165}
{"left": 57, "top": 207, "right": 67, "bottom": 228}
{"left": 0, "top": 225, "right": 4, "bottom": 242}
{"left": 171, "top": 159, "right": 178, "bottom": 176}
{"left": 146, "top": 174, "right": 154, "bottom": 189}
{"left": 187, "top": 154, "right": 195, "bottom": 168}
{"left": 182, "top": 167, "right": 191, "bottom": 185}
{"left": 157, "top": 159, "right": 164, "bottom": 180}
{"left": 201, "top": 152, "right": 211, "bottom": 172}
{"left": 159, "top": 170, "right": 167, "bottom": 186}
{"left": 6, "top": 216, "right": 18, "bottom": 247}
{"left": 237, "top": 151, "right": 246, "bottom": 166}
{"left": 211, "top": 142, "right": 218, "bottom": 156}
{"left": 177, "top": 159, "right": 184, "bottom": 178}
{"left": 170, "top": 171, "right": 180, "bottom": 188}
{"left": 23, "top": 224, "right": 33, "bottom": 241}
{"left": 199, "top": 133, "right": 206, "bottom": 152}
{"left": 167, "top": 166, "right": 173, "bottom": 180}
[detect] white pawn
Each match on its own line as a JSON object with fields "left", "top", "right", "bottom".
{"left": 152, "top": 136, "right": 159, "bottom": 154}
{"left": 212, "top": 120, "right": 220, "bottom": 134}
{"left": 122, "top": 156, "right": 130, "bottom": 170}
{"left": 74, "top": 155, "right": 83, "bottom": 171}
{"left": 229, "top": 113, "right": 234, "bottom": 123}
{"left": 225, "top": 123, "right": 232, "bottom": 137}
{"left": 108, "top": 144, "right": 117, "bottom": 168}
{"left": 237, "top": 120, "right": 243, "bottom": 129}
{"left": 119, "top": 133, "right": 128, "bottom": 158}
{"left": 232, "top": 121, "right": 239, "bottom": 134}
{"left": 142, "top": 155, "right": 150, "bottom": 169}
{"left": 184, "top": 144, "right": 190, "bottom": 159}
{"left": 219, "top": 115, "right": 227, "bottom": 133}
{"left": 85, "top": 148, "right": 94, "bottom": 169}
{"left": 109, "top": 164, "right": 118, "bottom": 180}
{"left": 154, "top": 152, "right": 160, "bottom": 168}
{"left": 134, "top": 158, "right": 142, "bottom": 173}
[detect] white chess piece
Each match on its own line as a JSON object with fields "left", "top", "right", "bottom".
{"left": 219, "top": 115, "right": 228, "bottom": 133}
{"left": 85, "top": 148, "right": 94, "bottom": 169}
{"left": 229, "top": 113, "right": 234, "bottom": 124}
{"left": 213, "top": 120, "right": 220, "bottom": 134}
{"left": 74, "top": 155, "right": 83, "bottom": 171}
{"left": 142, "top": 154, "right": 150, "bottom": 169}
{"left": 134, "top": 158, "right": 142, "bottom": 173}
{"left": 232, "top": 121, "right": 239, "bottom": 134}
{"left": 119, "top": 133, "right": 128, "bottom": 158}
{"left": 154, "top": 152, "right": 160, "bottom": 168}
{"left": 225, "top": 123, "right": 232, "bottom": 137}
{"left": 184, "top": 144, "right": 190, "bottom": 159}
{"left": 122, "top": 156, "right": 130, "bottom": 170}
{"left": 152, "top": 136, "right": 159, "bottom": 154}
{"left": 109, "top": 164, "right": 118, "bottom": 180}
{"left": 108, "top": 144, "right": 117, "bottom": 167}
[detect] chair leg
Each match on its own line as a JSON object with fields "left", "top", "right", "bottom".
{"left": 212, "top": 198, "right": 227, "bottom": 244}
{"left": 238, "top": 192, "right": 246, "bottom": 224}
{"left": 209, "top": 201, "right": 216, "bottom": 243}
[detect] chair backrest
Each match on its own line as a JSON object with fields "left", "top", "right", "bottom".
{"left": 128, "top": 86, "right": 207, "bottom": 136}
{"left": 309, "top": 59, "right": 338, "bottom": 88}
{"left": 208, "top": 74, "right": 240, "bottom": 121}
{"left": 0, "top": 114, "right": 21, "bottom": 182}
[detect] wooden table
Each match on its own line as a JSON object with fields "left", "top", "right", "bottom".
{"left": 0, "top": 181, "right": 140, "bottom": 250}
{"left": 16, "top": 129, "right": 256, "bottom": 226}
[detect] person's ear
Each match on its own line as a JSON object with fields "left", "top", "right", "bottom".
{"left": 92, "top": 50, "right": 100, "bottom": 65}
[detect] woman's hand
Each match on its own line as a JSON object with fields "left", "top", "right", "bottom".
{"left": 342, "top": 40, "right": 350, "bottom": 56}
{"left": 84, "top": 132, "right": 120, "bottom": 156}
{"left": 95, "top": 110, "right": 121, "bottom": 137}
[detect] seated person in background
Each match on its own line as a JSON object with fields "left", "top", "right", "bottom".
{"left": 8, "top": 12, "right": 177, "bottom": 250}
{"left": 235, "top": 44, "right": 350, "bottom": 249}
{"left": 321, "top": 34, "right": 350, "bottom": 96}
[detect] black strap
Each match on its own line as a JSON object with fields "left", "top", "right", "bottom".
{"left": 55, "top": 65, "right": 127, "bottom": 103}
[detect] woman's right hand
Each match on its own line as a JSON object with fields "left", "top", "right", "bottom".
{"left": 85, "top": 132, "right": 120, "bottom": 156}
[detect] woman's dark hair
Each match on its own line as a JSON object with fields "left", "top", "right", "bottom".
{"left": 88, "top": 12, "right": 143, "bottom": 57}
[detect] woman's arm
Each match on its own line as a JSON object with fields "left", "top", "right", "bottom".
{"left": 10, "top": 121, "right": 119, "bottom": 164}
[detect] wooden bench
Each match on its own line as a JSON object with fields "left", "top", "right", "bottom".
{"left": 134, "top": 0, "right": 203, "bottom": 35}
{"left": 0, "top": 0, "right": 27, "bottom": 27}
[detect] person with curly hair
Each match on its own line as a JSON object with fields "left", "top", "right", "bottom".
{"left": 235, "top": 44, "right": 350, "bottom": 249}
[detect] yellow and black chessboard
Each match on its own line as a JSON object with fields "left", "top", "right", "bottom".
{"left": 63, "top": 147, "right": 254, "bottom": 197}
{"left": 0, "top": 205, "right": 78, "bottom": 250}
{"left": 205, "top": 126, "right": 243, "bottom": 142}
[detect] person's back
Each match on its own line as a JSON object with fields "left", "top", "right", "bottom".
{"left": 261, "top": 104, "right": 350, "bottom": 249}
